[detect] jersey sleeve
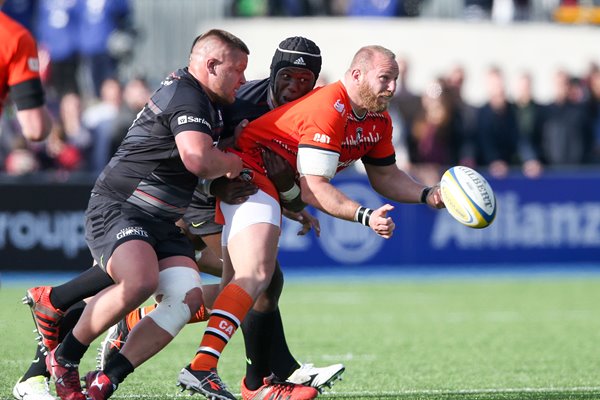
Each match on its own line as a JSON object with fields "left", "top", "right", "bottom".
{"left": 296, "top": 91, "right": 347, "bottom": 155}
{"left": 167, "top": 86, "right": 215, "bottom": 137}
{"left": 8, "top": 30, "right": 45, "bottom": 110}
{"left": 361, "top": 114, "right": 396, "bottom": 166}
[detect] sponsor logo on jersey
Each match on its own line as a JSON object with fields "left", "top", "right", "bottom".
{"left": 355, "top": 127, "right": 363, "bottom": 141}
{"left": 293, "top": 56, "right": 306, "bottom": 66}
{"left": 312, "top": 133, "right": 331, "bottom": 144}
{"left": 27, "top": 57, "right": 39, "bottom": 72}
{"left": 334, "top": 99, "right": 345, "bottom": 114}
{"left": 177, "top": 115, "right": 212, "bottom": 129}
{"left": 116, "top": 226, "right": 149, "bottom": 240}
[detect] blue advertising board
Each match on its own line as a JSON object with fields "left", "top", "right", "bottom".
{"left": 1, "top": 171, "right": 599, "bottom": 271}
{"left": 276, "top": 171, "right": 600, "bottom": 268}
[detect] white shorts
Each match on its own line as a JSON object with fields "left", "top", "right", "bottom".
{"left": 221, "top": 189, "right": 281, "bottom": 246}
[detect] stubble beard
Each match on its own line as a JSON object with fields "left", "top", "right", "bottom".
{"left": 358, "top": 81, "right": 391, "bottom": 113}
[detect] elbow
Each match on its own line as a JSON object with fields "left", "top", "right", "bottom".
{"left": 185, "top": 159, "right": 213, "bottom": 179}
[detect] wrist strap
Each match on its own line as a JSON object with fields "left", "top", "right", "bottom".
{"left": 420, "top": 186, "right": 432, "bottom": 204}
{"left": 280, "top": 183, "right": 301, "bottom": 202}
{"left": 353, "top": 206, "right": 373, "bottom": 227}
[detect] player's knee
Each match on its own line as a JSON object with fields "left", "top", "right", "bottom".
{"left": 148, "top": 267, "right": 202, "bottom": 337}
{"left": 122, "top": 278, "right": 158, "bottom": 306}
{"left": 253, "top": 269, "right": 274, "bottom": 294}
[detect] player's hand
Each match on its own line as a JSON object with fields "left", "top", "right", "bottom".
{"left": 425, "top": 184, "right": 445, "bottom": 209}
{"left": 283, "top": 208, "right": 321, "bottom": 237}
{"left": 224, "top": 153, "right": 243, "bottom": 179}
{"left": 261, "top": 146, "right": 296, "bottom": 192}
{"left": 212, "top": 177, "right": 258, "bottom": 205}
{"left": 369, "top": 204, "right": 395, "bottom": 239}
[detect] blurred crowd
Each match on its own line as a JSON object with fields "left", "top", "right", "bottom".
{"left": 1, "top": 0, "right": 599, "bottom": 182}
{"left": 383, "top": 59, "right": 600, "bottom": 185}
{"left": 228, "top": 0, "right": 597, "bottom": 23}
{"left": 1, "top": 0, "right": 147, "bottom": 179}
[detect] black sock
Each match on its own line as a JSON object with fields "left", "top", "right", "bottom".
{"left": 269, "top": 308, "right": 300, "bottom": 379}
{"left": 104, "top": 352, "right": 134, "bottom": 385}
{"left": 57, "top": 301, "right": 86, "bottom": 342}
{"left": 21, "top": 345, "right": 49, "bottom": 381}
{"left": 241, "top": 309, "right": 276, "bottom": 390}
{"left": 50, "top": 265, "right": 114, "bottom": 310}
{"left": 55, "top": 331, "right": 88, "bottom": 366}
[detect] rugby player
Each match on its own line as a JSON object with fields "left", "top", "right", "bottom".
{"left": 179, "top": 45, "right": 445, "bottom": 400}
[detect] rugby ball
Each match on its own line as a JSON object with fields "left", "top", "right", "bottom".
{"left": 440, "top": 166, "right": 497, "bottom": 229}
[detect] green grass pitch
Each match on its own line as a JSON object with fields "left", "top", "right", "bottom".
{"left": 2, "top": 273, "right": 600, "bottom": 399}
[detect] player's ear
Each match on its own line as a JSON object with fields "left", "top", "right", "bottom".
{"left": 207, "top": 59, "right": 217, "bottom": 75}
{"left": 351, "top": 68, "right": 362, "bottom": 84}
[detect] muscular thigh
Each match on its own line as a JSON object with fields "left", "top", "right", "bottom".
{"left": 85, "top": 194, "right": 195, "bottom": 272}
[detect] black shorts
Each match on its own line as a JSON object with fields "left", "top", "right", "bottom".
{"left": 182, "top": 193, "right": 223, "bottom": 236}
{"left": 85, "top": 194, "right": 195, "bottom": 271}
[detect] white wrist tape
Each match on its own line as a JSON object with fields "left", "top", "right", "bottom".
{"left": 280, "top": 183, "right": 301, "bottom": 202}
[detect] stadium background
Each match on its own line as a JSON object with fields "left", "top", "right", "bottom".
{"left": 1, "top": 0, "right": 599, "bottom": 270}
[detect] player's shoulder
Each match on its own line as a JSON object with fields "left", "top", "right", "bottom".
{"left": 155, "top": 68, "right": 212, "bottom": 110}
{"left": 0, "top": 12, "right": 36, "bottom": 48}
{"left": 292, "top": 81, "right": 347, "bottom": 110}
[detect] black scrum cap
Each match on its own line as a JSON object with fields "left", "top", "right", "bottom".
{"left": 270, "top": 37, "right": 321, "bottom": 86}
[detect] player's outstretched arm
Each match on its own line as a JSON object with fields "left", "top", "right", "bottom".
{"left": 364, "top": 163, "right": 445, "bottom": 209}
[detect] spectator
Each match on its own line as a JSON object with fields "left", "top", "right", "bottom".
{"left": 346, "top": 0, "right": 402, "bottom": 16}
{"left": 58, "top": 92, "right": 92, "bottom": 170}
{"left": 476, "top": 66, "right": 519, "bottom": 178}
{"left": 77, "top": 0, "right": 133, "bottom": 98}
{"left": 267, "top": 0, "right": 333, "bottom": 16}
{"left": 586, "top": 67, "right": 600, "bottom": 162}
{"left": 513, "top": 71, "right": 543, "bottom": 178}
{"left": 463, "top": 0, "right": 493, "bottom": 19}
{"left": 109, "top": 76, "right": 150, "bottom": 156}
{"left": 539, "top": 69, "right": 592, "bottom": 166}
{"left": 82, "top": 77, "right": 122, "bottom": 174}
{"left": 38, "top": 121, "right": 83, "bottom": 174}
{"left": 388, "top": 55, "right": 420, "bottom": 169}
{"left": 409, "top": 77, "right": 462, "bottom": 185}
{"left": 36, "top": 0, "right": 80, "bottom": 100}
{"left": 445, "top": 63, "right": 477, "bottom": 167}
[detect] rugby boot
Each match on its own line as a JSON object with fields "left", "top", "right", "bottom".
{"left": 12, "top": 375, "right": 56, "bottom": 400}
{"left": 177, "top": 365, "right": 236, "bottom": 400}
{"left": 287, "top": 363, "right": 345, "bottom": 392}
{"left": 83, "top": 371, "right": 117, "bottom": 400}
{"left": 96, "top": 319, "right": 129, "bottom": 370}
{"left": 23, "top": 286, "right": 64, "bottom": 351}
{"left": 241, "top": 374, "right": 318, "bottom": 400}
{"left": 45, "top": 347, "right": 85, "bottom": 400}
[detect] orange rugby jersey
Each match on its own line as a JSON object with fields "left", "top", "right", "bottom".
{"left": 233, "top": 80, "right": 396, "bottom": 200}
{"left": 0, "top": 11, "right": 42, "bottom": 115}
